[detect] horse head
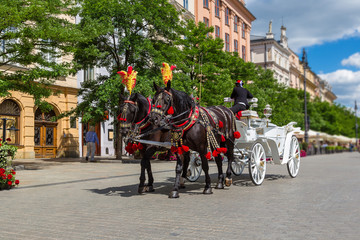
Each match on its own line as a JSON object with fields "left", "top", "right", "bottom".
{"left": 118, "top": 93, "right": 150, "bottom": 136}
{"left": 150, "top": 81, "right": 174, "bottom": 128}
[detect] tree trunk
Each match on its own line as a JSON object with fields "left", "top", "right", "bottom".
{"left": 115, "top": 121, "right": 123, "bottom": 160}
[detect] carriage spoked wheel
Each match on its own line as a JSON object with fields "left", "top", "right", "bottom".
{"left": 186, "top": 152, "right": 202, "bottom": 182}
{"left": 287, "top": 136, "right": 301, "bottom": 178}
{"left": 231, "top": 151, "right": 246, "bottom": 176}
{"left": 248, "top": 143, "right": 266, "bottom": 185}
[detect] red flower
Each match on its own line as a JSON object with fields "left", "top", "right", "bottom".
{"left": 11, "top": 170, "right": 16, "bottom": 175}
{"left": 137, "top": 143, "right": 143, "bottom": 150}
{"left": 7, "top": 181, "right": 12, "bottom": 186}
{"left": 6, "top": 138, "right": 11, "bottom": 141}
{"left": 132, "top": 143, "right": 138, "bottom": 151}
{"left": 167, "top": 106, "right": 174, "bottom": 115}
{"left": 7, "top": 174, "right": 13, "bottom": 179}
{"left": 1, "top": 174, "right": 6, "bottom": 180}
{"left": 218, "top": 121, "right": 223, "bottom": 128}
{"left": 15, "top": 180, "right": 20, "bottom": 185}
{"left": 221, "top": 135, "right": 226, "bottom": 142}
{"left": 234, "top": 131, "right": 241, "bottom": 139}
{"left": 0, "top": 143, "right": 2, "bottom": 147}
{"left": 0, "top": 168, "right": 4, "bottom": 174}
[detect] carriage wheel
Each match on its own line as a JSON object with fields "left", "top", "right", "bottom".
{"left": 186, "top": 152, "right": 202, "bottom": 182}
{"left": 231, "top": 151, "right": 246, "bottom": 176}
{"left": 248, "top": 143, "right": 266, "bottom": 185}
{"left": 287, "top": 136, "right": 301, "bottom": 178}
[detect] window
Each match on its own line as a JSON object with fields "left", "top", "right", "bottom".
{"left": 70, "top": 117, "right": 77, "bottom": 128}
{"left": 234, "top": 40, "right": 238, "bottom": 53}
{"left": 203, "top": 17, "right": 209, "bottom": 27}
{"left": 225, "top": 33, "right": 230, "bottom": 52}
{"left": 183, "top": 0, "right": 188, "bottom": 10}
{"left": 234, "top": 15, "right": 238, "bottom": 32}
{"left": 225, "top": 8, "right": 229, "bottom": 25}
{"left": 203, "top": 0, "right": 209, "bottom": 8}
{"left": 242, "top": 45, "right": 246, "bottom": 61}
{"left": 84, "top": 67, "right": 95, "bottom": 82}
{"left": 42, "top": 39, "right": 57, "bottom": 63}
{"left": 242, "top": 22, "right": 246, "bottom": 38}
{"left": 215, "top": 0, "right": 220, "bottom": 17}
{"left": 0, "top": 99, "right": 21, "bottom": 145}
{"left": 215, "top": 26, "right": 220, "bottom": 38}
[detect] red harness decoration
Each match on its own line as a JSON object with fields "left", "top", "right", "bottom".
{"left": 135, "top": 98, "right": 151, "bottom": 125}
{"left": 236, "top": 111, "right": 242, "bottom": 120}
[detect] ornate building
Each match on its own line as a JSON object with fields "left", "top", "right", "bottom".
{"left": 250, "top": 22, "right": 337, "bottom": 103}
{"left": 175, "top": 0, "right": 256, "bottom": 61}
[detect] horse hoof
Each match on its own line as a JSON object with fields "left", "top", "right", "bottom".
{"left": 138, "top": 187, "right": 146, "bottom": 194}
{"left": 203, "top": 188, "right": 213, "bottom": 194}
{"left": 169, "top": 191, "right": 179, "bottom": 198}
{"left": 179, "top": 184, "right": 186, "bottom": 189}
{"left": 145, "top": 185, "right": 155, "bottom": 192}
{"left": 225, "top": 177, "right": 232, "bottom": 187}
{"left": 215, "top": 183, "right": 224, "bottom": 189}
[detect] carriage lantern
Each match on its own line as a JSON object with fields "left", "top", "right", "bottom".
{"left": 263, "top": 104, "right": 272, "bottom": 127}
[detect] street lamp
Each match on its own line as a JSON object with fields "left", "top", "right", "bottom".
{"left": 356, "top": 100, "right": 358, "bottom": 147}
{"left": 302, "top": 48, "right": 309, "bottom": 144}
{"left": 0, "top": 118, "right": 19, "bottom": 143}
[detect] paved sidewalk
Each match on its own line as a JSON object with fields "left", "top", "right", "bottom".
{"left": 1, "top": 152, "right": 359, "bottom": 240}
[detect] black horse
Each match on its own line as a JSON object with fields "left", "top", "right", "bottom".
{"left": 150, "top": 81, "right": 237, "bottom": 198}
{"left": 119, "top": 93, "right": 171, "bottom": 194}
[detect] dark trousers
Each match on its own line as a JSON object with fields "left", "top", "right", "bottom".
{"left": 230, "top": 103, "right": 247, "bottom": 114}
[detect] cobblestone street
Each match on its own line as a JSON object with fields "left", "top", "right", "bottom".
{"left": 1, "top": 152, "right": 359, "bottom": 239}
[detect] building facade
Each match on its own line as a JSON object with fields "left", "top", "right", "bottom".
{"left": 250, "top": 22, "right": 337, "bottom": 103}
{"left": 176, "top": 0, "right": 255, "bottom": 61}
{"left": 0, "top": 64, "right": 79, "bottom": 159}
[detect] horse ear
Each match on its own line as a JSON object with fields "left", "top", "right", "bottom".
{"left": 165, "top": 80, "right": 171, "bottom": 90}
{"left": 153, "top": 81, "right": 160, "bottom": 93}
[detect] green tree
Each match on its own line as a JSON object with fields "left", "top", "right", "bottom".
{"left": 0, "top": 0, "right": 81, "bottom": 108}
{"left": 72, "top": 0, "right": 183, "bottom": 158}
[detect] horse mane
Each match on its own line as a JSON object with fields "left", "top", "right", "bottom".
{"left": 170, "top": 88, "right": 194, "bottom": 114}
{"left": 130, "top": 93, "right": 149, "bottom": 122}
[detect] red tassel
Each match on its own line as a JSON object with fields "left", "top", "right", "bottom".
{"left": 177, "top": 147, "right": 183, "bottom": 155}
{"left": 156, "top": 105, "right": 162, "bottom": 108}
{"left": 167, "top": 106, "right": 174, "bottom": 115}
{"left": 117, "top": 115, "right": 122, "bottom": 121}
{"left": 181, "top": 145, "right": 189, "bottom": 152}
{"left": 205, "top": 152, "right": 212, "bottom": 160}
{"left": 212, "top": 150, "right": 219, "bottom": 157}
{"left": 137, "top": 143, "right": 143, "bottom": 150}
{"left": 234, "top": 131, "right": 241, "bottom": 139}
{"left": 219, "top": 121, "right": 223, "bottom": 128}
{"left": 221, "top": 148, "right": 227, "bottom": 154}
{"left": 132, "top": 144, "right": 138, "bottom": 151}
{"left": 221, "top": 135, "right": 226, "bottom": 142}
{"left": 171, "top": 146, "right": 178, "bottom": 153}
{"left": 217, "top": 148, "right": 227, "bottom": 154}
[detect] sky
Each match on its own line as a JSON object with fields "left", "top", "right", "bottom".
{"left": 246, "top": 0, "right": 360, "bottom": 112}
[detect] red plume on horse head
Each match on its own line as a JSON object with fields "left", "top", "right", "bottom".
{"left": 117, "top": 66, "right": 137, "bottom": 95}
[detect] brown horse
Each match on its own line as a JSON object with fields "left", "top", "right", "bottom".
{"left": 150, "top": 81, "right": 237, "bottom": 198}
{"left": 119, "top": 93, "right": 171, "bottom": 193}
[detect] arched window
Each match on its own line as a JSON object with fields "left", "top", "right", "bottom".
{"left": 0, "top": 99, "right": 20, "bottom": 144}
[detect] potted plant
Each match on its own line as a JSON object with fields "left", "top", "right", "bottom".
{"left": 0, "top": 138, "right": 20, "bottom": 190}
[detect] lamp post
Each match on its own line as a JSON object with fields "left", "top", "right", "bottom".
{"left": 302, "top": 48, "right": 309, "bottom": 144}
{"left": 356, "top": 100, "right": 358, "bottom": 147}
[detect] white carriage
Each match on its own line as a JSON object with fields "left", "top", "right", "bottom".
{"left": 187, "top": 98, "right": 301, "bottom": 185}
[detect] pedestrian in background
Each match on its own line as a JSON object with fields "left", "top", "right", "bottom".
{"left": 85, "top": 126, "right": 99, "bottom": 162}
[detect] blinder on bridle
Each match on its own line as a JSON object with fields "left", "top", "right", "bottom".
{"left": 150, "top": 90, "right": 173, "bottom": 121}
{"left": 119, "top": 100, "right": 139, "bottom": 128}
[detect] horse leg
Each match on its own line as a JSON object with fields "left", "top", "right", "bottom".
{"left": 225, "top": 142, "right": 234, "bottom": 187}
{"left": 138, "top": 156, "right": 147, "bottom": 194}
{"left": 180, "top": 152, "right": 190, "bottom": 189}
{"left": 138, "top": 147, "right": 156, "bottom": 194}
{"left": 169, "top": 153, "right": 183, "bottom": 198}
{"left": 201, "top": 155, "right": 213, "bottom": 194}
{"left": 214, "top": 155, "right": 224, "bottom": 189}
{"left": 144, "top": 147, "right": 157, "bottom": 192}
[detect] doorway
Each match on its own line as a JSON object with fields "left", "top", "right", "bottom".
{"left": 34, "top": 109, "right": 57, "bottom": 158}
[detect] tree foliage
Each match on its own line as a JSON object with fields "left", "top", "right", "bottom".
{"left": 0, "top": 0, "right": 81, "bottom": 107}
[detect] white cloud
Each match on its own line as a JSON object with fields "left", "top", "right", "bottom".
{"left": 319, "top": 69, "right": 360, "bottom": 108}
{"left": 247, "top": 0, "right": 360, "bottom": 52}
{"left": 341, "top": 53, "right": 360, "bottom": 68}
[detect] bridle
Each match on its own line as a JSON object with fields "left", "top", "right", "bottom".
{"left": 119, "top": 100, "right": 139, "bottom": 128}
{"left": 150, "top": 90, "right": 173, "bottom": 121}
